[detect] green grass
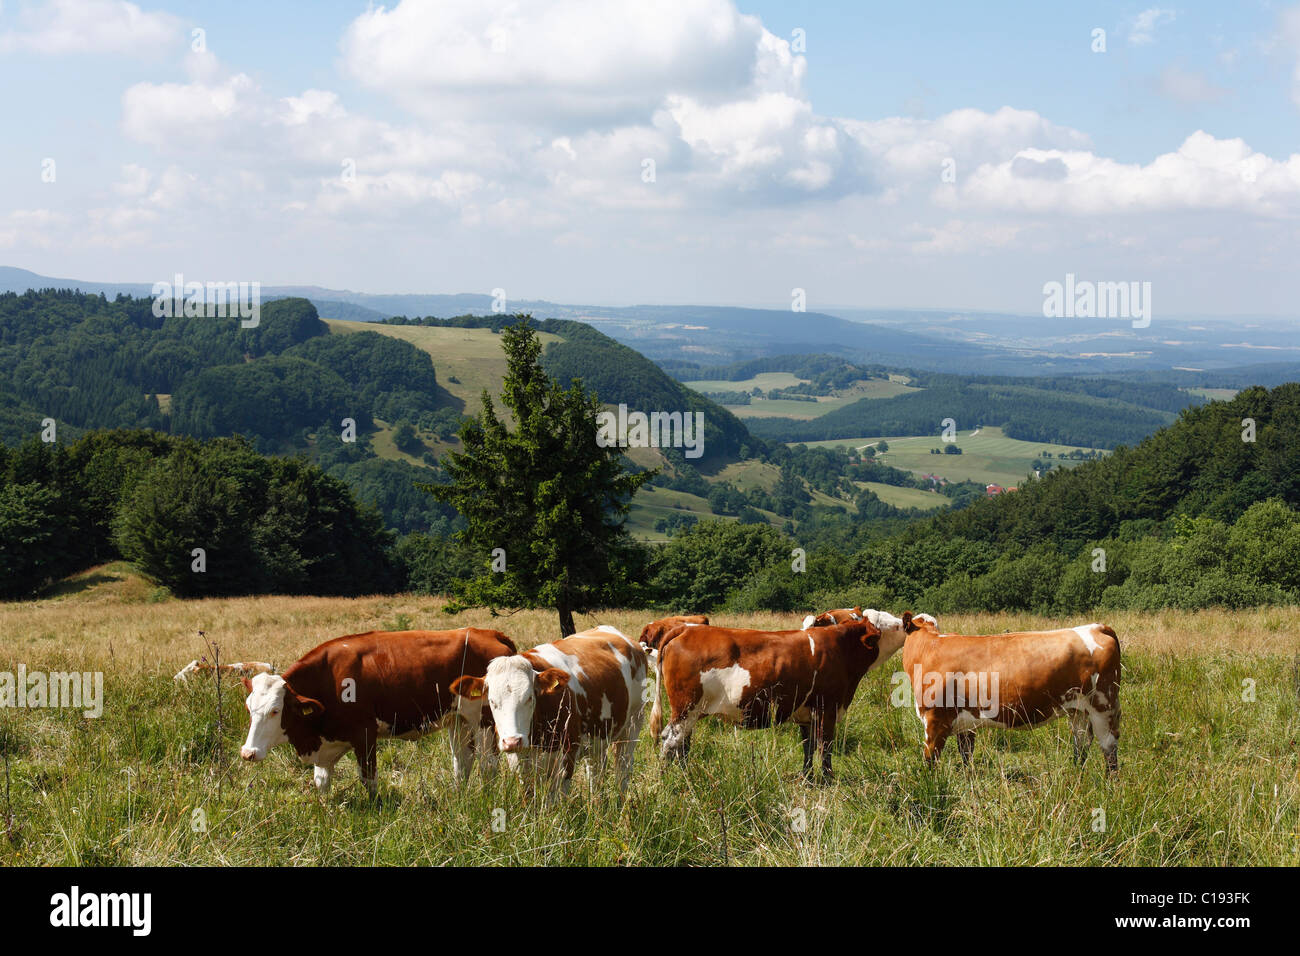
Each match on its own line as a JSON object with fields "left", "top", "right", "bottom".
{"left": 369, "top": 418, "right": 434, "bottom": 465}
{"left": 799, "top": 426, "right": 1107, "bottom": 488}
{"left": 856, "top": 481, "right": 949, "bottom": 511}
{"left": 683, "top": 372, "right": 808, "bottom": 392}
{"left": 324, "top": 319, "right": 563, "bottom": 417}
{"left": 685, "top": 375, "right": 921, "bottom": 420}
{"left": 626, "top": 486, "right": 717, "bottom": 542}
{"left": 1, "top": 587, "right": 1297, "bottom": 866}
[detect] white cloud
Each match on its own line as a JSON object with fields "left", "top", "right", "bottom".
{"left": 339, "top": 0, "right": 791, "bottom": 127}
{"left": 1129, "top": 8, "right": 1175, "bottom": 46}
{"left": 956, "top": 132, "right": 1300, "bottom": 216}
{"left": 0, "top": 0, "right": 179, "bottom": 55}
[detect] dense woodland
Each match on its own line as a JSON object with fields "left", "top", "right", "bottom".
{"left": 746, "top": 374, "right": 1197, "bottom": 447}
{"left": 2, "top": 289, "right": 1298, "bottom": 616}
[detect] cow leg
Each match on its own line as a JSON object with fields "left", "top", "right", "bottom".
{"left": 1067, "top": 708, "right": 1093, "bottom": 766}
{"left": 613, "top": 736, "right": 636, "bottom": 803}
{"left": 475, "top": 727, "right": 500, "bottom": 780}
{"left": 1088, "top": 699, "right": 1120, "bottom": 775}
{"left": 311, "top": 743, "right": 349, "bottom": 793}
{"left": 956, "top": 730, "right": 977, "bottom": 767}
{"left": 799, "top": 723, "right": 815, "bottom": 778}
{"left": 922, "top": 712, "right": 952, "bottom": 766}
{"left": 649, "top": 693, "right": 664, "bottom": 745}
{"left": 353, "top": 730, "right": 379, "bottom": 797}
{"left": 449, "top": 712, "right": 476, "bottom": 785}
{"left": 815, "top": 711, "right": 837, "bottom": 783}
{"left": 589, "top": 740, "right": 610, "bottom": 797}
{"left": 661, "top": 713, "right": 696, "bottom": 765}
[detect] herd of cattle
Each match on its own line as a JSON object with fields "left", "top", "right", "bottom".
{"left": 173, "top": 609, "right": 1122, "bottom": 798}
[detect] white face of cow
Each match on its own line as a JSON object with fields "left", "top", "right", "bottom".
{"left": 240, "top": 673, "right": 289, "bottom": 761}
{"left": 863, "top": 610, "right": 938, "bottom": 663}
{"left": 483, "top": 656, "right": 538, "bottom": 753}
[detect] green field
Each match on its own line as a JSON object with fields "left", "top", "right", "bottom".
{"left": 685, "top": 376, "right": 921, "bottom": 420}
{"left": 626, "top": 486, "right": 716, "bottom": 542}
{"left": 683, "top": 372, "right": 807, "bottom": 392}
{"left": 324, "top": 319, "right": 563, "bottom": 416}
{"left": 2, "top": 579, "right": 1296, "bottom": 866}
{"left": 800, "top": 426, "right": 1106, "bottom": 488}
{"left": 856, "top": 481, "right": 949, "bottom": 511}
{"left": 369, "top": 418, "right": 433, "bottom": 465}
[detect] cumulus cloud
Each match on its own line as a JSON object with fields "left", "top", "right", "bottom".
{"left": 956, "top": 132, "right": 1300, "bottom": 216}
{"left": 0, "top": 0, "right": 179, "bottom": 55}
{"left": 339, "top": 0, "right": 793, "bottom": 127}
{"left": 21, "top": 0, "right": 1299, "bottom": 310}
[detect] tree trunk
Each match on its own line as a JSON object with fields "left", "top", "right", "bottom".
{"left": 557, "top": 597, "right": 576, "bottom": 638}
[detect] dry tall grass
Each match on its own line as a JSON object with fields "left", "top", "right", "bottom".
{"left": 1, "top": 563, "right": 1297, "bottom": 866}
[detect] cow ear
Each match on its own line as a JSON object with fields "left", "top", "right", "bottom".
{"left": 240, "top": 676, "right": 252, "bottom": 694}
{"left": 535, "top": 668, "right": 570, "bottom": 695}
{"left": 450, "top": 675, "right": 487, "bottom": 699}
{"left": 290, "top": 690, "right": 324, "bottom": 718}
{"left": 852, "top": 606, "right": 863, "bottom": 618}
{"left": 902, "top": 611, "right": 917, "bottom": 633}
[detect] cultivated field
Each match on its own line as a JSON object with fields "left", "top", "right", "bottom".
{"left": 684, "top": 374, "right": 921, "bottom": 420}
{"left": 800, "top": 426, "right": 1107, "bottom": 488}
{"left": 1, "top": 566, "right": 1296, "bottom": 866}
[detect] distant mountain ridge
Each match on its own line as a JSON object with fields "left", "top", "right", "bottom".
{"left": 6, "top": 265, "right": 1299, "bottom": 375}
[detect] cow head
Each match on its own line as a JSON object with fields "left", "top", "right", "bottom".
{"left": 639, "top": 616, "right": 707, "bottom": 668}
{"left": 801, "top": 607, "right": 863, "bottom": 629}
{"left": 239, "top": 673, "right": 324, "bottom": 762}
{"left": 840, "top": 617, "right": 882, "bottom": 649}
{"left": 452, "top": 656, "right": 570, "bottom": 753}
{"left": 901, "top": 611, "right": 940, "bottom": 635}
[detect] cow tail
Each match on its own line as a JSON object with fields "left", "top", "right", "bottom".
{"left": 1098, "top": 624, "right": 1120, "bottom": 656}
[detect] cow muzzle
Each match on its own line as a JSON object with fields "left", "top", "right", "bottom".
{"left": 499, "top": 735, "right": 525, "bottom": 753}
{"left": 240, "top": 746, "right": 262, "bottom": 762}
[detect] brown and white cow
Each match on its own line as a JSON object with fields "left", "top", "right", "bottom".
{"left": 653, "top": 618, "right": 883, "bottom": 780}
{"left": 239, "top": 628, "right": 517, "bottom": 794}
{"left": 638, "top": 614, "right": 708, "bottom": 673}
{"left": 802, "top": 608, "right": 937, "bottom": 673}
{"left": 900, "top": 612, "right": 1121, "bottom": 772}
{"left": 451, "top": 625, "right": 648, "bottom": 799}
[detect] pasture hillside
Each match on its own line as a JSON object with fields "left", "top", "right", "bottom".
{"left": 0, "top": 568, "right": 1296, "bottom": 866}
{"left": 801, "top": 426, "right": 1106, "bottom": 489}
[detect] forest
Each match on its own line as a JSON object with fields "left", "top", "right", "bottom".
{"left": 3, "top": 289, "right": 1298, "bottom": 618}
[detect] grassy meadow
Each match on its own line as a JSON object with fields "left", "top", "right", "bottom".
{"left": 800, "top": 426, "right": 1108, "bottom": 489}
{"left": 3, "top": 564, "right": 1297, "bottom": 866}
{"left": 683, "top": 373, "right": 921, "bottom": 420}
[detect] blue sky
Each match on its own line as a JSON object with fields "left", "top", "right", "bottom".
{"left": 2, "top": 0, "right": 1298, "bottom": 316}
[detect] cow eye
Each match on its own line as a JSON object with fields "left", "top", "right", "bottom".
{"left": 270, "top": 709, "right": 279, "bottom": 716}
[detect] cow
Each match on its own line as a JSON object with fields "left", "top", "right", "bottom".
{"left": 174, "top": 659, "right": 278, "bottom": 682}
{"left": 900, "top": 612, "right": 1121, "bottom": 773}
{"left": 638, "top": 614, "right": 709, "bottom": 673}
{"left": 450, "top": 625, "right": 647, "bottom": 800}
{"left": 238, "top": 627, "right": 518, "bottom": 795}
{"left": 801, "top": 607, "right": 938, "bottom": 673}
{"left": 652, "top": 618, "right": 883, "bottom": 781}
